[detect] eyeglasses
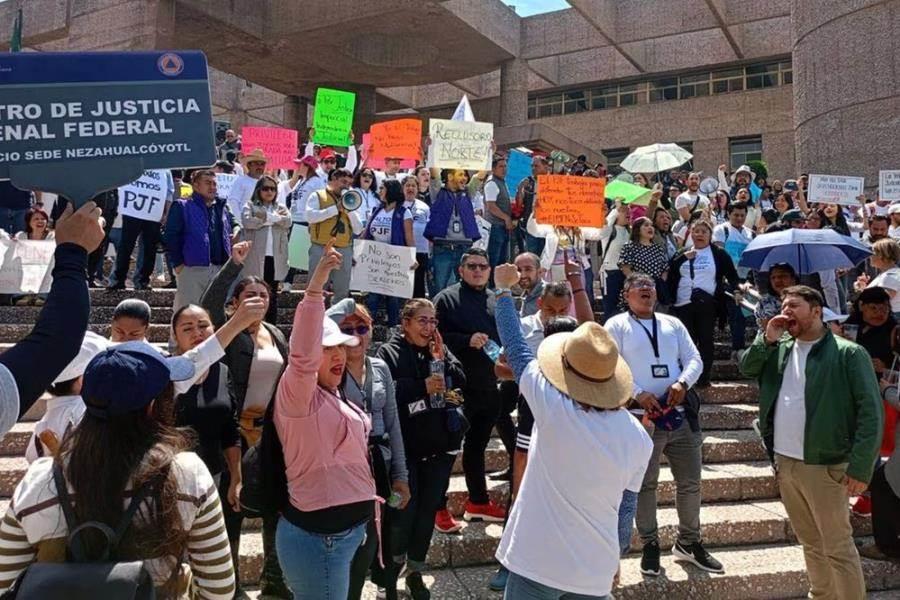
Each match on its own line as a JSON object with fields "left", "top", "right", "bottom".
{"left": 260, "top": 186, "right": 277, "bottom": 192}
{"left": 464, "top": 263, "right": 490, "bottom": 271}
{"left": 628, "top": 281, "right": 655, "bottom": 291}
{"left": 412, "top": 317, "right": 439, "bottom": 327}
{"left": 340, "top": 325, "right": 370, "bottom": 336}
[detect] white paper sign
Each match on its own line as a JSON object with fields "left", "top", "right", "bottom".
{"left": 350, "top": 239, "right": 416, "bottom": 299}
{"left": 472, "top": 216, "right": 492, "bottom": 251}
{"left": 807, "top": 174, "right": 865, "bottom": 206}
{"left": 426, "top": 118, "right": 493, "bottom": 171}
{"left": 117, "top": 170, "right": 168, "bottom": 222}
{"left": 0, "top": 239, "right": 55, "bottom": 294}
{"left": 216, "top": 173, "right": 238, "bottom": 200}
{"left": 880, "top": 170, "right": 900, "bottom": 201}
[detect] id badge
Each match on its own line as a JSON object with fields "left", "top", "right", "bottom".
{"left": 651, "top": 364, "right": 670, "bottom": 378}
{"left": 452, "top": 220, "right": 461, "bottom": 234}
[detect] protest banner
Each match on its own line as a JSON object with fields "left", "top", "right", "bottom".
{"left": 0, "top": 239, "right": 55, "bottom": 294}
{"left": 506, "top": 150, "right": 532, "bottom": 197}
{"left": 117, "top": 170, "right": 168, "bottom": 222}
{"left": 215, "top": 173, "right": 238, "bottom": 199}
{"left": 535, "top": 175, "right": 606, "bottom": 227}
{"left": 807, "top": 174, "right": 865, "bottom": 206}
{"left": 880, "top": 170, "right": 900, "bottom": 201}
{"left": 0, "top": 51, "right": 216, "bottom": 207}
{"left": 350, "top": 239, "right": 416, "bottom": 299}
{"left": 426, "top": 119, "right": 493, "bottom": 171}
{"left": 605, "top": 180, "right": 650, "bottom": 205}
{"left": 241, "top": 126, "right": 298, "bottom": 170}
{"left": 313, "top": 88, "right": 356, "bottom": 147}
{"left": 361, "top": 134, "right": 416, "bottom": 170}
{"left": 472, "top": 216, "right": 492, "bottom": 251}
{"left": 369, "top": 119, "right": 422, "bottom": 161}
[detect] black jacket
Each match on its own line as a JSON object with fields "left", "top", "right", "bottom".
{"left": 433, "top": 281, "right": 499, "bottom": 391}
{"left": 667, "top": 244, "right": 740, "bottom": 305}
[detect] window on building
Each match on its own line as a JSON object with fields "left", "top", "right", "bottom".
{"left": 649, "top": 77, "right": 678, "bottom": 102}
{"left": 729, "top": 136, "right": 762, "bottom": 170}
{"left": 711, "top": 68, "right": 744, "bottom": 94}
{"left": 619, "top": 83, "right": 643, "bottom": 106}
{"left": 537, "top": 94, "right": 563, "bottom": 118}
{"left": 590, "top": 86, "right": 617, "bottom": 110}
{"left": 604, "top": 147, "right": 631, "bottom": 173}
{"left": 679, "top": 73, "right": 710, "bottom": 99}
{"left": 780, "top": 60, "right": 793, "bottom": 85}
{"left": 677, "top": 141, "right": 694, "bottom": 169}
{"left": 563, "top": 91, "right": 589, "bottom": 114}
{"left": 746, "top": 63, "right": 779, "bottom": 89}
{"left": 527, "top": 98, "right": 537, "bottom": 120}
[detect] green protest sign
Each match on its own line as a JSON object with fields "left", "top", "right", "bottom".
{"left": 313, "top": 88, "right": 356, "bottom": 147}
{"left": 605, "top": 180, "right": 652, "bottom": 205}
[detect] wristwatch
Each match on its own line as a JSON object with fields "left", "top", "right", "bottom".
{"left": 494, "top": 288, "right": 512, "bottom": 297}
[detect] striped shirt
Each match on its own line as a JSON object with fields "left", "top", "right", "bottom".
{"left": 0, "top": 451, "right": 234, "bottom": 599}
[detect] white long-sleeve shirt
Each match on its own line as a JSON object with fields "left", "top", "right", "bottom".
{"left": 289, "top": 175, "right": 327, "bottom": 223}
{"left": 305, "top": 189, "right": 364, "bottom": 235}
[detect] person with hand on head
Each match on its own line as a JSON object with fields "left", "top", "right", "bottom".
{"left": 274, "top": 239, "right": 378, "bottom": 599}
{"left": 0, "top": 201, "right": 105, "bottom": 437}
{"left": 740, "top": 285, "right": 882, "bottom": 600}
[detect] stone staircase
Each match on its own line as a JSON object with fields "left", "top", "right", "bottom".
{"left": 2, "top": 289, "right": 899, "bottom": 599}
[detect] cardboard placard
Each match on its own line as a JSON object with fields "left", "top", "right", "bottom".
{"left": 361, "top": 134, "right": 417, "bottom": 170}
{"left": 880, "top": 170, "right": 900, "bottom": 201}
{"left": 312, "top": 88, "right": 356, "bottom": 147}
{"left": 506, "top": 150, "right": 532, "bottom": 197}
{"left": 369, "top": 118, "right": 422, "bottom": 161}
{"left": 215, "top": 173, "right": 238, "bottom": 199}
{"left": 241, "top": 126, "right": 298, "bottom": 170}
{"left": 350, "top": 239, "right": 416, "bottom": 299}
{"left": 807, "top": 174, "right": 865, "bottom": 206}
{"left": 535, "top": 175, "right": 606, "bottom": 227}
{"left": 426, "top": 119, "right": 493, "bottom": 171}
{"left": 117, "top": 170, "right": 168, "bottom": 222}
{"left": 0, "top": 239, "right": 55, "bottom": 294}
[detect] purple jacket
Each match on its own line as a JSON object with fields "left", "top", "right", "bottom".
{"left": 423, "top": 188, "right": 481, "bottom": 242}
{"left": 165, "top": 193, "right": 233, "bottom": 268}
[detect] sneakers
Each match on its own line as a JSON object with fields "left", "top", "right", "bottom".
{"left": 851, "top": 493, "right": 872, "bottom": 516}
{"left": 488, "top": 468, "right": 512, "bottom": 482}
{"left": 434, "top": 509, "right": 463, "bottom": 533}
{"left": 463, "top": 499, "right": 507, "bottom": 522}
{"left": 640, "top": 540, "right": 660, "bottom": 576}
{"left": 405, "top": 571, "right": 430, "bottom": 600}
{"left": 672, "top": 540, "right": 724, "bottom": 573}
{"left": 488, "top": 565, "right": 509, "bottom": 591}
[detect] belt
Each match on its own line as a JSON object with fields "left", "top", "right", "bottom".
{"left": 433, "top": 239, "right": 473, "bottom": 248}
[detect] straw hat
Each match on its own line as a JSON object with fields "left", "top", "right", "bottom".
{"left": 240, "top": 148, "right": 268, "bottom": 164}
{"left": 537, "top": 322, "right": 633, "bottom": 409}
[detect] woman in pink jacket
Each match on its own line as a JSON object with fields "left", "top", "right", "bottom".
{"left": 274, "top": 240, "right": 378, "bottom": 599}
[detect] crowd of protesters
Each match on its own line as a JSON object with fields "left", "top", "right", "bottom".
{"left": 0, "top": 129, "right": 897, "bottom": 600}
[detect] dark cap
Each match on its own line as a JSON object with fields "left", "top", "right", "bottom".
{"left": 859, "top": 286, "right": 891, "bottom": 305}
{"left": 81, "top": 342, "right": 195, "bottom": 419}
{"left": 781, "top": 209, "right": 805, "bottom": 223}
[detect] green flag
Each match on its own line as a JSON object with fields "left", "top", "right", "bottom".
{"left": 10, "top": 9, "right": 22, "bottom": 53}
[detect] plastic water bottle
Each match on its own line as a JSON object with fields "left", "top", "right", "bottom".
{"left": 387, "top": 492, "right": 402, "bottom": 508}
{"left": 429, "top": 359, "right": 445, "bottom": 407}
{"left": 482, "top": 339, "right": 502, "bottom": 363}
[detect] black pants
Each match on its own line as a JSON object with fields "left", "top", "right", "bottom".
{"left": 463, "top": 387, "right": 501, "bottom": 504}
{"left": 870, "top": 462, "right": 900, "bottom": 557}
{"left": 674, "top": 301, "right": 715, "bottom": 385}
{"left": 348, "top": 446, "right": 393, "bottom": 599}
{"left": 393, "top": 454, "right": 456, "bottom": 566}
{"left": 495, "top": 381, "right": 519, "bottom": 463}
{"left": 113, "top": 215, "right": 160, "bottom": 288}
{"left": 87, "top": 211, "right": 115, "bottom": 284}
{"left": 414, "top": 252, "right": 430, "bottom": 298}
{"left": 263, "top": 255, "right": 278, "bottom": 325}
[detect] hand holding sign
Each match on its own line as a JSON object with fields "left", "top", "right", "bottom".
{"left": 56, "top": 202, "right": 105, "bottom": 254}
{"left": 313, "top": 88, "right": 356, "bottom": 147}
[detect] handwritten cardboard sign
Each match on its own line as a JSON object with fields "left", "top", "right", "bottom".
{"left": 880, "top": 170, "right": 900, "bottom": 201}
{"left": 215, "top": 173, "right": 238, "bottom": 200}
{"left": 361, "top": 134, "right": 417, "bottom": 170}
{"left": 241, "top": 126, "right": 298, "bottom": 170}
{"left": 350, "top": 239, "right": 416, "bottom": 299}
{"left": 369, "top": 119, "right": 422, "bottom": 161}
{"left": 426, "top": 119, "right": 493, "bottom": 171}
{"left": 313, "top": 88, "right": 356, "bottom": 147}
{"left": 807, "top": 174, "right": 865, "bottom": 206}
{"left": 535, "top": 175, "right": 606, "bottom": 227}
{"left": 0, "top": 239, "right": 55, "bottom": 294}
{"left": 117, "top": 170, "right": 168, "bottom": 222}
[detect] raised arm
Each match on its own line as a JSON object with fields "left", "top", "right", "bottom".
{"left": 200, "top": 242, "right": 250, "bottom": 329}
{"left": 494, "top": 264, "right": 535, "bottom": 382}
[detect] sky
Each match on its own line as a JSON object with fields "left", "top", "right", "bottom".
{"left": 502, "top": 0, "right": 570, "bottom": 16}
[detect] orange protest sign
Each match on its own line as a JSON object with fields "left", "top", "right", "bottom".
{"left": 535, "top": 175, "right": 606, "bottom": 227}
{"left": 370, "top": 118, "right": 422, "bottom": 161}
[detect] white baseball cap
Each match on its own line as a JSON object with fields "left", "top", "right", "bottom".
{"left": 53, "top": 331, "right": 112, "bottom": 385}
{"left": 889, "top": 204, "right": 900, "bottom": 215}
{"left": 321, "top": 316, "right": 360, "bottom": 347}
{"left": 822, "top": 307, "right": 849, "bottom": 324}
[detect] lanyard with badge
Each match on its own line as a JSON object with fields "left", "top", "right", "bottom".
{"left": 629, "top": 312, "right": 669, "bottom": 378}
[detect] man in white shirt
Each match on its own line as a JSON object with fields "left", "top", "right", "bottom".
{"left": 605, "top": 273, "right": 723, "bottom": 577}
{"left": 227, "top": 148, "right": 267, "bottom": 227}
{"left": 889, "top": 204, "right": 900, "bottom": 240}
{"left": 712, "top": 201, "right": 754, "bottom": 357}
{"left": 674, "top": 172, "right": 709, "bottom": 225}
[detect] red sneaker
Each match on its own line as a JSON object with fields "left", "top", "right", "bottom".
{"left": 463, "top": 500, "right": 507, "bottom": 522}
{"left": 851, "top": 494, "right": 872, "bottom": 516}
{"left": 434, "top": 509, "right": 463, "bottom": 533}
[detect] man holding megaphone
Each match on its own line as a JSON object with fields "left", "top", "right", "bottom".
{"left": 305, "top": 167, "right": 363, "bottom": 301}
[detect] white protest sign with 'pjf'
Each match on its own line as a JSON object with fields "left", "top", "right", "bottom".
{"left": 472, "top": 216, "right": 491, "bottom": 251}
{"left": 880, "top": 170, "right": 900, "bottom": 201}
{"left": 350, "top": 240, "right": 416, "bottom": 299}
{"left": 426, "top": 119, "right": 493, "bottom": 171}
{"left": 807, "top": 174, "right": 865, "bottom": 206}
{"left": 0, "top": 239, "right": 55, "bottom": 294}
{"left": 118, "top": 170, "right": 168, "bottom": 222}
{"left": 216, "top": 173, "right": 238, "bottom": 200}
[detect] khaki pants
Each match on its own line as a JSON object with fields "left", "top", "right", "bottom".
{"left": 775, "top": 454, "right": 866, "bottom": 600}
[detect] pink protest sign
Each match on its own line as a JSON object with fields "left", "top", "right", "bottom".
{"left": 362, "top": 133, "right": 416, "bottom": 170}
{"left": 241, "top": 126, "right": 298, "bottom": 170}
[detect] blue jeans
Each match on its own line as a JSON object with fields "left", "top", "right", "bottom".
{"left": 431, "top": 243, "right": 468, "bottom": 295}
{"left": 276, "top": 517, "right": 367, "bottom": 600}
{"left": 504, "top": 571, "right": 610, "bottom": 599}
{"left": 487, "top": 223, "right": 511, "bottom": 268}
{"left": 0, "top": 208, "right": 28, "bottom": 237}
{"left": 367, "top": 293, "right": 401, "bottom": 327}
{"left": 727, "top": 300, "right": 747, "bottom": 351}
{"left": 601, "top": 269, "right": 625, "bottom": 324}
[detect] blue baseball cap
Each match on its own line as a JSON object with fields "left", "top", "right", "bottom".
{"left": 81, "top": 342, "right": 195, "bottom": 419}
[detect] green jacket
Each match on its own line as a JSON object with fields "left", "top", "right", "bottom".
{"left": 740, "top": 330, "right": 883, "bottom": 483}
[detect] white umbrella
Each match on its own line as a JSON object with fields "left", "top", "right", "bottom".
{"left": 620, "top": 143, "right": 693, "bottom": 174}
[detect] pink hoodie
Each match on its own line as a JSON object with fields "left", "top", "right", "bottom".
{"left": 275, "top": 291, "right": 376, "bottom": 512}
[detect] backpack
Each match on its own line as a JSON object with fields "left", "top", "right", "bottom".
{"left": 1, "top": 464, "right": 160, "bottom": 599}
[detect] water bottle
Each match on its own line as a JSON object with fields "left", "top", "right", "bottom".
{"left": 387, "top": 492, "right": 403, "bottom": 508}
{"left": 482, "top": 339, "right": 502, "bottom": 363}
{"left": 429, "top": 359, "right": 445, "bottom": 408}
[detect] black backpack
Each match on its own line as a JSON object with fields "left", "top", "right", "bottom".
{"left": 1, "top": 465, "right": 159, "bottom": 599}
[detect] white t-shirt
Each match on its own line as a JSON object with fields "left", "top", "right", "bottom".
{"left": 497, "top": 361, "right": 652, "bottom": 597}
{"left": 774, "top": 338, "right": 820, "bottom": 460}
{"left": 674, "top": 191, "right": 709, "bottom": 212}
{"left": 520, "top": 313, "right": 544, "bottom": 354}
{"left": 713, "top": 222, "right": 753, "bottom": 273}
{"left": 367, "top": 207, "right": 412, "bottom": 244}
{"left": 403, "top": 199, "right": 431, "bottom": 254}
{"left": 675, "top": 246, "right": 717, "bottom": 306}
{"left": 25, "top": 395, "right": 85, "bottom": 464}
{"left": 890, "top": 225, "right": 900, "bottom": 241}
{"left": 870, "top": 267, "right": 900, "bottom": 313}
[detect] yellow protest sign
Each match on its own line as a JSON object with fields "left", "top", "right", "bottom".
{"left": 535, "top": 175, "right": 606, "bottom": 227}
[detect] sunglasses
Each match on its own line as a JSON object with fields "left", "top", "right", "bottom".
{"left": 464, "top": 263, "right": 490, "bottom": 271}
{"left": 260, "top": 186, "right": 277, "bottom": 192}
{"left": 340, "top": 325, "right": 370, "bottom": 336}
